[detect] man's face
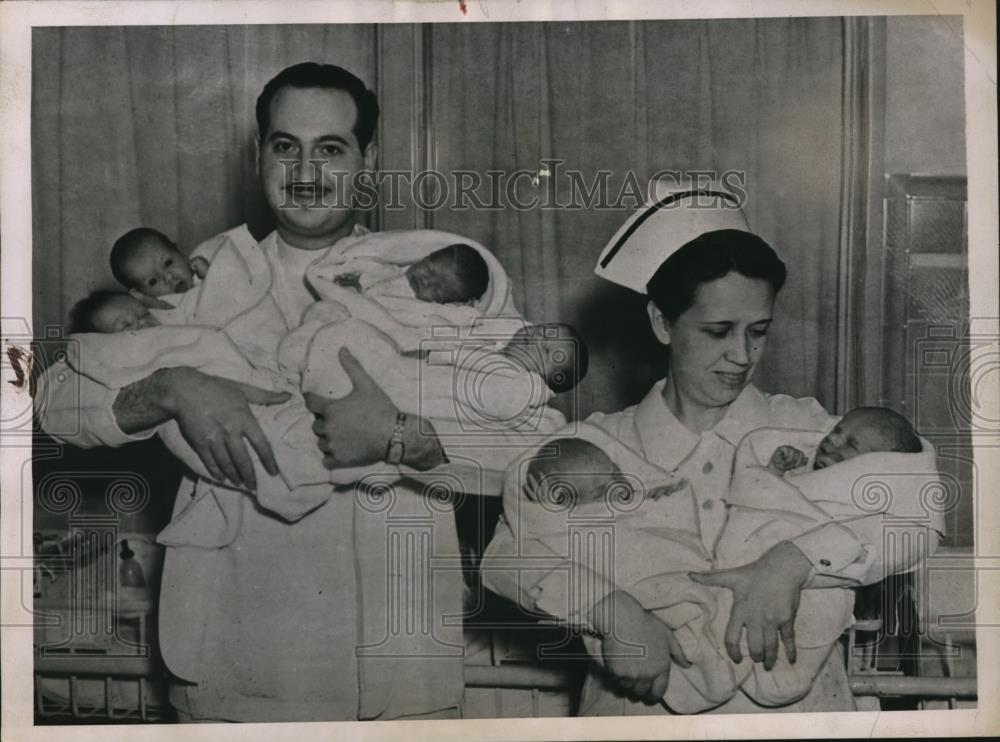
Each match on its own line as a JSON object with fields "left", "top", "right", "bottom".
{"left": 257, "top": 86, "right": 376, "bottom": 250}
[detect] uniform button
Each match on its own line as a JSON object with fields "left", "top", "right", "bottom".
{"left": 702, "top": 462, "right": 714, "bottom": 474}
{"left": 819, "top": 558, "right": 832, "bottom": 567}
{"left": 702, "top": 499, "right": 714, "bottom": 511}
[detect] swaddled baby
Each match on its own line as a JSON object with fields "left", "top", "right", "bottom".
{"left": 334, "top": 241, "right": 489, "bottom": 306}
{"left": 504, "top": 429, "right": 742, "bottom": 714}
{"left": 281, "top": 238, "right": 585, "bottom": 434}
{"left": 504, "top": 411, "right": 933, "bottom": 713}
{"left": 716, "top": 406, "right": 929, "bottom": 707}
{"left": 765, "top": 406, "right": 922, "bottom": 474}
{"left": 65, "top": 287, "right": 336, "bottom": 524}
{"left": 110, "top": 228, "right": 210, "bottom": 306}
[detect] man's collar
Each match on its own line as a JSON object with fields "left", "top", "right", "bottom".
{"left": 633, "top": 379, "right": 773, "bottom": 471}
{"left": 274, "top": 222, "right": 370, "bottom": 252}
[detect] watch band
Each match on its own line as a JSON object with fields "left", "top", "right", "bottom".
{"left": 385, "top": 411, "right": 407, "bottom": 465}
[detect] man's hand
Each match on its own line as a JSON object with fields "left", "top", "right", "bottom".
{"left": 117, "top": 367, "right": 290, "bottom": 490}
{"left": 304, "top": 348, "right": 446, "bottom": 471}
{"left": 588, "top": 590, "right": 691, "bottom": 703}
{"left": 690, "top": 540, "right": 813, "bottom": 670}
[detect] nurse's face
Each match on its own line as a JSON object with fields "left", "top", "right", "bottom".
{"left": 648, "top": 272, "right": 774, "bottom": 410}
{"left": 257, "top": 86, "right": 377, "bottom": 250}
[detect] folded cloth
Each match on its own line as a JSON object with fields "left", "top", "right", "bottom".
{"left": 717, "top": 426, "right": 943, "bottom": 706}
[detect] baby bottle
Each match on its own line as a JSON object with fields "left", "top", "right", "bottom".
{"left": 118, "top": 539, "right": 146, "bottom": 588}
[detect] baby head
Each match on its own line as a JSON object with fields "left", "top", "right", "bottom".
{"left": 111, "top": 228, "right": 194, "bottom": 298}
{"left": 69, "top": 291, "right": 161, "bottom": 334}
{"left": 814, "top": 406, "right": 922, "bottom": 470}
{"left": 525, "top": 438, "right": 628, "bottom": 508}
{"left": 404, "top": 243, "right": 490, "bottom": 304}
{"left": 502, "top": 323, "right": 588, "bottom": 394}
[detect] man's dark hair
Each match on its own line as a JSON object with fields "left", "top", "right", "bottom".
{"left": 256, "top": 62, "right": 380, "bottom": 150}
{"left": 646, "top": 229, "right": 787, "bottom": 322}
{"left": 69, "top": 290, "right": 122, "bottom": 334}
{"left": 430, "top": 244, "right": 490, "bottom": 302}
{"left": 109, "top": 228, "right": 174, "bottom": 288}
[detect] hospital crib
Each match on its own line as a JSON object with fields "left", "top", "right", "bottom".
{"left": 33, "top": 528, "right": 977, "bottom": 722}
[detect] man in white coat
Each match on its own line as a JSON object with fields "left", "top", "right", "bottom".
{"left": 37, "top": 62, "right": 531, "bottom": 722}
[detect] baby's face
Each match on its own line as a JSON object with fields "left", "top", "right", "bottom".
{"left": 527, "top": 441, "right": 635, "bottom": 509}
{"left": 506, "top": 324, "right": 578, "bottom": 389}
{"left": 91, "top": 295, "right": 161, "bottom": 333}
{"left": 123, "top": 238, "right": 194, "bottom": 297}
{"left": 814, "top": 410, "right": 890, "bottom": 470}
{"left": 405, "top": 253, "right": 466, "bottom": 304}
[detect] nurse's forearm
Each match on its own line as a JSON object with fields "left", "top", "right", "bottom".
{"left": 111, "top": 368, "right": 175, "bottom": 434}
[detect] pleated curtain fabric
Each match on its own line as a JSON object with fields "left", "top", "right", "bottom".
{"left": 32, "top": 19, "right": 848, "bottom": 418}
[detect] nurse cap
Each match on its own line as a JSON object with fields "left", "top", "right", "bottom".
{"left": 594, "top": 178, "right": 752, "bottom": 294}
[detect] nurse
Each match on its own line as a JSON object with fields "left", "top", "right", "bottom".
{"left": 481, "top": 183, "right": 940, "bottom": 714}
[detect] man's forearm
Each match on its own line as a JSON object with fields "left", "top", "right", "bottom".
{"left": 111, "top": 368, "right": 176, "bottom": 434}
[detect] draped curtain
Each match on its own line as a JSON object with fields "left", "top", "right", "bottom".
{"left": 33, "top": 19, "right": 850, "bottom": 419}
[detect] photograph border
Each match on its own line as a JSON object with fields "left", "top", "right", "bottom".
{"left": 2, "top": 1, "right": 997, "bottom": 740}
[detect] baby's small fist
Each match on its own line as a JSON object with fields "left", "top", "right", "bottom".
{"left": 190, "top": 256, "right": 211, "bottom": 279}
{"left": 768, "top": 445, "right": 807, "bottom": 472}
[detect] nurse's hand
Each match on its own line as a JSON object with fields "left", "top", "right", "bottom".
{"left": 690, "top": 540, "right": 813, "bottom": 671}
{"left": 588, "top": 590, "right": 691, "bottom": 703}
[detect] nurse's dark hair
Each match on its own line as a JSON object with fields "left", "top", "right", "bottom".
{"left": 256, "top": 62, "right": 380, "bottom": 150}
{"left": 646, "top": 229, "right": 786, "bottom": 322}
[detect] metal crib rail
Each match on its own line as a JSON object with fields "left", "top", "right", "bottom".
{"left": 463, "top": 663, "right": 977, "bottom": 698}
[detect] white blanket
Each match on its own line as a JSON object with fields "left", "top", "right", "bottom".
{"left": 305, "top": 230, "right": 520, "bottom": 344}
{"left": 502, "top": 423, "right": 943, "bottom": 712}
{"left": 716, "top": 426, "right": 942, "bottom": 706}
{"left": 65, "top": 324, "right": 337, "bottom": 523}
{"left": 278, "top": 230, "right": 564, "bottom": 479}
{"left": 69, "top": 226, "right": 565, "bottom": 537}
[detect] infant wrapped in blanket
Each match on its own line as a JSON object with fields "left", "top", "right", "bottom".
{"left": 67, "top": 226, "right": 333, "bottom": 522}
{"left": 502, "top": 409, "right": 940, "bottom": 713}
{"left": 66, "top": 226, "right": 578, "bottom": 520}
{"left": 277, "top": 230, "right": 583, "bottom": 476}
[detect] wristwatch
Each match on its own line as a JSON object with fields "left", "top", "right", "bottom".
{"left": 385, "top": 411, "right": 407, "bottom": 465}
